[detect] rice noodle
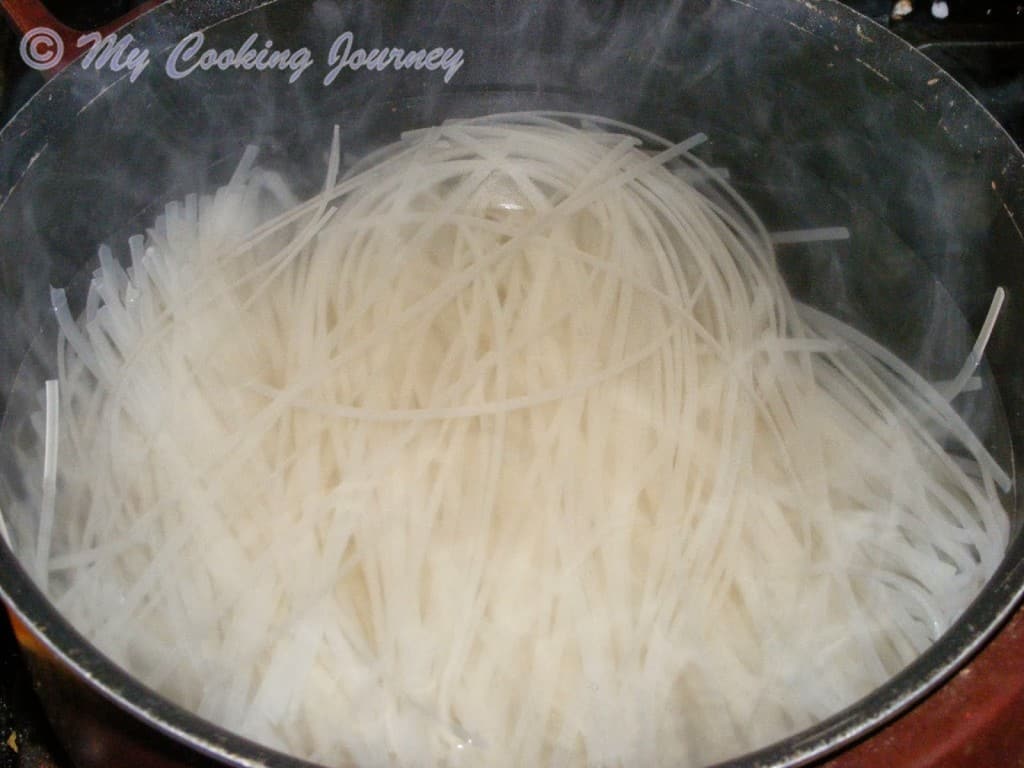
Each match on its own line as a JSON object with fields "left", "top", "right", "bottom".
{"left": 769, "top": 226, "right": 851, "bottom": 245}
{"left": 4, "top": 113, "right": 1010, "bottom": 767}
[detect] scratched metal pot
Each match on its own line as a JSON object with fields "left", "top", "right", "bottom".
{"left": 0, "top": 1, "right": 1023, "bottom": 766}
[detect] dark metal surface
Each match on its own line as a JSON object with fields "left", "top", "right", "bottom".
{"left": 0, "top": 618, "right": 64, "bottom": 768}
{"left": 0, "top": 2, "right": 1023, "bottom": 768}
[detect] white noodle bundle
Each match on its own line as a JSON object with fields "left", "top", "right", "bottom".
{"left": 8, "top": 113, "right": 1011, "bottom": 767}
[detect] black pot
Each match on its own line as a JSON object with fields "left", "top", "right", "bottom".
{"left": 0, "top": 1, "right": 1023, "bottom": 766}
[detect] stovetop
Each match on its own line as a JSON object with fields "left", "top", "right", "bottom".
{"left": 0, "top": 2, "right": 1022, "bottom": 768}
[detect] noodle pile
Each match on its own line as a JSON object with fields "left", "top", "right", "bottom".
{"left": 5, "top": 113, "right": 1010, "bottom": 766}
